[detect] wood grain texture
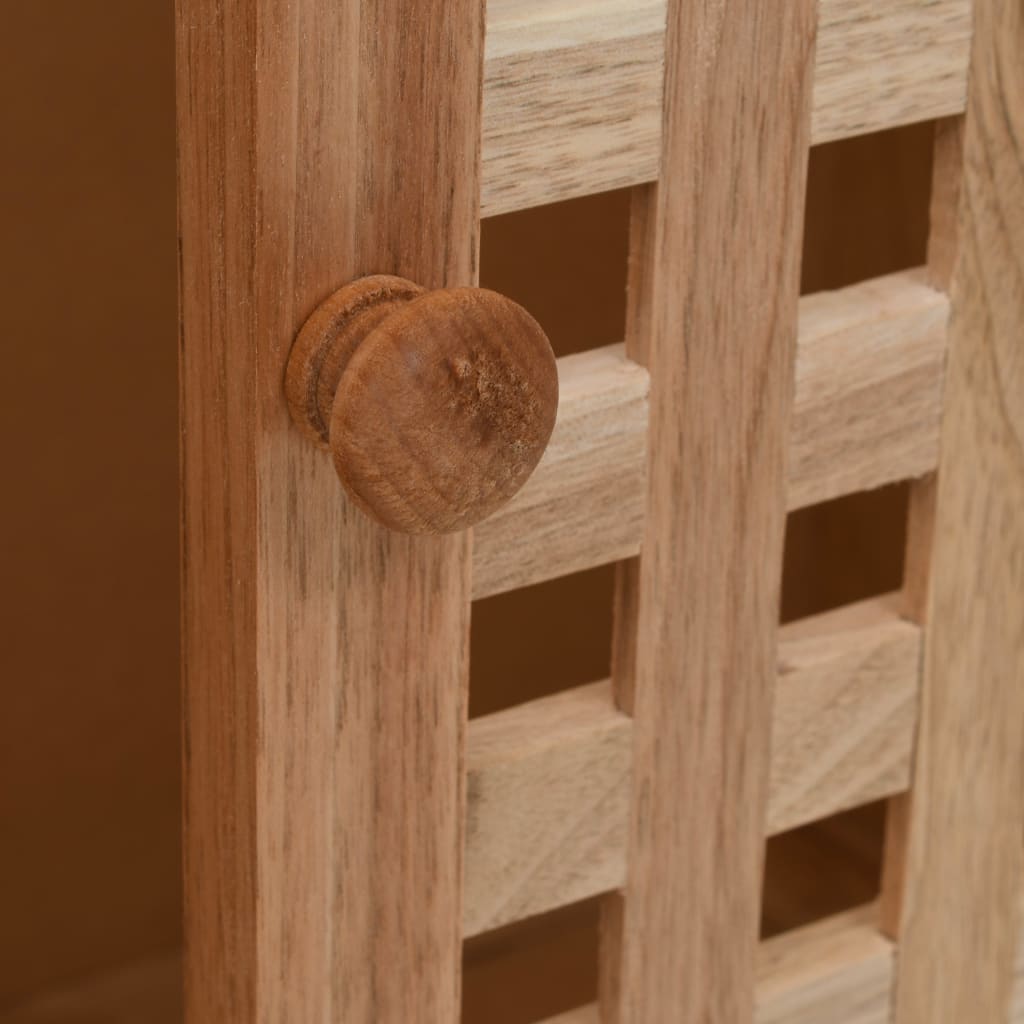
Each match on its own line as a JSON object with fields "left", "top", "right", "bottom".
{"left": 177, "top": 0, "right": 482, "bottom": 1020}
{"left": 811, "top": 0, "right": 972, "bottom": 145}
{"left": 887, "top": 2, "right": 1024, "bottom": 1020}
{"left": 876, "top": 479, "right": 934, "bottom": 938}
{"left": 176, "top": 4, "right": 268, "bottom": 1016}
{"left": 755, "top": 905, "right": 894, "bottom": 1024}
{"left": 481, "top": 0, "right": 971, "bottom": 214}
{"left": 1012, "top": 899, "right": 1024, "bottom": 1023}
{"left": 473, "top": 270, "right": 948, "bottom": 598}
{"left": 599, "top": 3, "right": 817, "bottom": 1014}
{"left": 482, "top": 0, "right": 663, "bottom": 216}
{"left": 463, "top": 597, "right": 919, "bottom": 937}
{"left": 925, "top": 118, "right": 967, "bottom": 291}
{"left": 788, "top": 271, "right": 948, "bottom": 510}
{"left": 879, "top": 119, "right": 957, "bottom": 940}
{"left": 899, "top": 472, "right": 939, "bottom": 624}
{"left": 769, "top": 596, "right": 919, "bottom": 835}
{"left": 473, "top": 344, "right": 649, "bottom": 599}
{"left": 464, "top": 682, "right": 632, "bottom": 937}
{"left": 287, "top": 276, "right": 558, "bottom": 533}
{"left": 534, "top": 906, "right": 894, "bottom": 1024}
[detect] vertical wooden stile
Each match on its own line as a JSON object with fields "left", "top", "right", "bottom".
{"left": 881, "top": 3, "right": 1024, "bottom": 1020}
{"left": 176, "top": 0, "right": 482, "bottom": 1020}
{"left": 879, "top": 118, "right": 960, "bottom": 938}
{"left": 601, "top": 4, "right": 818, "bottom": 1022}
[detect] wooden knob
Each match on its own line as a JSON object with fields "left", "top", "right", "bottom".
{"left": 285, "top": 275, "right": 559, "bottom": 534}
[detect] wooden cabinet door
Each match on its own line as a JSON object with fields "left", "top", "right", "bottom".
{"left": 176, "top": 2, "right": 1024, "bottom": 1022}
{"left": 177, "top": 3, "right": 482, "bottom": 1020}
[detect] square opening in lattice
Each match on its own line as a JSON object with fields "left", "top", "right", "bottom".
{"left": 781, "top": 483, "right": 909, "bottom": 624}
{"left": 762, "top": 801, "right": 887, "bottom": 939}
{"left": 463, "top": 898, "right": 599, "bottom": 1024}
{"left": 480, "top": 189, "right": 630, "bottom": 358}
{"left": 470, "top": 564, "right": 614, "bottom": 719}
{"left": 802, "top": 121, "right": 934, "bottom": 294}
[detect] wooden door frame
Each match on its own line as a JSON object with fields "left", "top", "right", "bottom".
{"left": 176, "top": 1, "right": 483, "bottom": 1019}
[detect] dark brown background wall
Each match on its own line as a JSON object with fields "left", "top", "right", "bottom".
{"left": 0, "top": 3, "right": 181, "bottom": 1003}
{"left": 0, "top": 3, "right": 932, "bottom": 1013}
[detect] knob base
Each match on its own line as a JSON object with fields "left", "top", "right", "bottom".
{"left": 285, "top": 275, "right": 424, "bottom": 449}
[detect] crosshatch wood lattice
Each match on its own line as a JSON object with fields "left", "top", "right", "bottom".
{"left": 176, "top": 0, "right": 1024, "bottom": 1022}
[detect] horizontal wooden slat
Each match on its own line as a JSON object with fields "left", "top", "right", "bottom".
{"left": 812, "top": 0, "right": 972, "bottom": 147}
{"left": 482, "top": 0, "right": 663, "bottom": 217}
{"left": 758, "top": 905, "right": 894, "bottom": 1024}
{"left": 473, "top": 271, "right": 948, "bottom": 599}
{"left": 532, "top": 905, "right": 894, "bottom": 1024}
{"left": 473, "top": 344, "right": 648, "bottom": 599}
{"left": 788, "top": 270, "right": 949, "bottom": 510}
{"left": 464, "top": 681, "right": 632, "bottom": 938}
{"left": 770, "top": 597, "right": 921, "bottom": 834}
{"left": 464, "top": 596, "right": 920, "bottom": 935}
{"left": 482, "top": 0, "right": 971, "bottom": 215}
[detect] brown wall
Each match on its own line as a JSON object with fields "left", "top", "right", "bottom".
{"left": 0, "top": 3, "right": 933, "bottom": 1011}
{"left": 0, "top": 3, "right": 180, "bottom": 1004}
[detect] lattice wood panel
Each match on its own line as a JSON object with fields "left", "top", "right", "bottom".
{"left": 175, "top": 0, "right": 1024, "bottom": 1021}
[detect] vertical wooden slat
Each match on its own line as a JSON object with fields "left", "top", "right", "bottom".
{"left": 922, "top": 117, "right": 967, "bottom": 293}
{"left": 600, "top": 4, "right": 818, "bottom": 1021}
{"left": 878, "top": 117, "right": 959, "bottom": 939}
{"left": 878, "top": 472, "right": 935, "bottom": 938}
{"left": 253, "top": 6, "right": 357, "bottom": 1018}
{"left": 884, "top": 2, "right": 1024, "bottom": 1020}
{"left": 332, "top": 5, "right": 482, "bottom": 1020}
{"left": 177, "top": 0, "right": 482, "bottom": 1020}
{"left": 899, "top": 472, "right": 939, "bottom": 624}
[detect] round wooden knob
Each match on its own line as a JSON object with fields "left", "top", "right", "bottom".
{"left": 285, "top": 275, "right": 559, "bottom": 534}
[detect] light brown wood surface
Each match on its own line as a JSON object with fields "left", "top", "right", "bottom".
{"left": 463, "top": 596, "right": 920, "bottom": 936}
{"left": 599, "top": 1, "right": 817, "bottom": 1018}
{"left": 481, "top": 0, "right": 971, "bottom": 214}
{"left": 754, "top": 906, "right": 895, "bottom": 1024}
{"left": 176, "top": 0, "right": 481, "bottom": 1020}
{"left": 886, "top": 2, "right": 1024, "bottom": 1020}
{"left": 0, "top": 953, "right": 182, "bottom": 1024}
{"left": 473, "top": 344, "right": 649, "bottom": 598}
{"left": 1013, "top": 899, "right": 1024, "bottom": 1023}
{"left": 464, "top": 682, "right": 632, "bottom": 937}
{"left": 768, "top": 597, "right": 920, "bottom": 835}
{"left": 879, "top": 119, "right": 959, "bottom": 940}
{"left": 788, "top": 271, "right": 948, "bottom": 509}
{"left": 811, "top": 0, "right": 971, "bottom": 145}
{"left": 482, "top": 0, "right": 663, "bottom": 216}
{"left": 924, "top": 117, "right": 967, "bottom": 292}
{"left": 474, "top": 270, "right": 948, "bottom": 598}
